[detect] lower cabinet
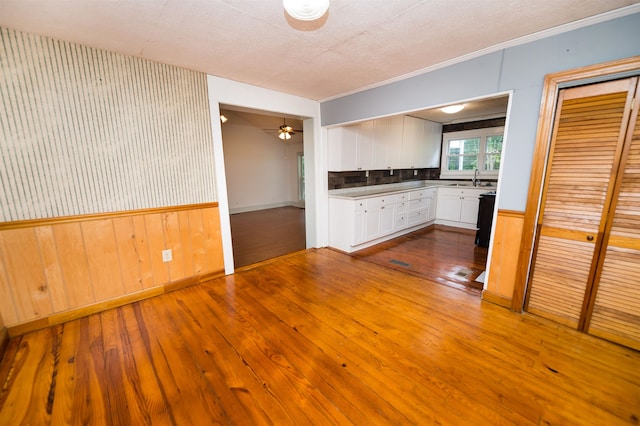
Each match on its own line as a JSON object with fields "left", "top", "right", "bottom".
{"left": 329, "top": 189, "right": 435, "bottom": 253}
{"left": 329, "top": 185, "right": 488, "bottom": 253}
{"left": 435, "top": 187, "right": 484, "bottom": 229}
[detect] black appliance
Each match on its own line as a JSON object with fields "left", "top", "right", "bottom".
{"left": 475, "top": 191, "right": 496, "bottom": 248}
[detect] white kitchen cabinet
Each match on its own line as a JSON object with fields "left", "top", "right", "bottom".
{"left": 352, "top": 200, "right": 366, "bottom": 245}
{"left": 435, "top": 187, "right": 485, "bottom": 229}
{"left": 327, "top": 125, "right": 358, "bottom": 171}
{"left": 425, "top": 187, "right": 438, "bottom": 221}
{"left": 357, "top": 120, "right": 374, "bottom": 170}
{"left": 372, "top": 116, "right": 404, "bottom": 170}
{"left": 329, "top": 187, "right": 439, "bottom": 252}
{"left": 401, "top": 116, "right": 442, "bottom": 169}
{"left": 394, "top": 192, "right": 409, "bottom": 230}
{"left": 364, "top": 195, "right": 396, "bottom": 240}
{"left": 407, "top": 189, "right": 429, "bottom": 227}
{"left": 327, "top": 121, "right": 374, "bottom": 171}
{"left": 423, "top": 120, "right": 443, "bottom": 168}
{"left": 328, "top": 116, "right": 441, "bottom": 172}
{"left": 329, "top": 194, "right": 398, "bottom": 252}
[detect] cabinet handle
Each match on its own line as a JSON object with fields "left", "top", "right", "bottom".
{"left": 381, "top": 206, "right": 385, "bottom": 209}
{"left": 586, "top": 235, "right": 594, "bottom": 241}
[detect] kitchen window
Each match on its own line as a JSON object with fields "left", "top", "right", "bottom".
{"left": 440, "top": 127, "right": 504, "bottom": 179}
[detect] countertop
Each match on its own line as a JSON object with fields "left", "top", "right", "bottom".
{"left": 328, "top": 180, "right": 497, "bottom": 200}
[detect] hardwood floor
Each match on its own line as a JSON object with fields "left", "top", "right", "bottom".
{"left": 230, "top": 206, "right": 306, "bottom": 268}
{"left": 1, "top": 249, "right": 638, "bottom": 425}
{"left": 350, "top": 225, "right": 487, "bottom": 296}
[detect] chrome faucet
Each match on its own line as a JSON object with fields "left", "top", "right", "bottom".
{"left": 472, "top": 169, "right": 480, "bottom": 187}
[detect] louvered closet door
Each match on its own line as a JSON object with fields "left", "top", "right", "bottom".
{"left": 526, "top": 79, "right": 636, "bottom": 328}
{"left": 587, "top": 81, "right": 640, "bottom": 350}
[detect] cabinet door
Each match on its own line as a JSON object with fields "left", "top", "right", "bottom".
{"left": 353, "top": 209, "right": 366, "bottom": 245}
{"left": 460, "top": 191, "right": 480, "bottom": 225}
{"left": 379, "top": 204, "right": 395, "bottom": 236}
{"left": 526, "top": 79, "right": 634, "bottom": 329}
{"left": 401, "top": 116, "right": 420, "bottom": 168}
{"left": 395, "top": 201, "right": 408, "bottom": 230}
{"left": 327, "top": 126, "right": 358, "bottom": 171}
{"left": 426, "top": 188, "right": 438, "bottom": 221}
{"left": 436, "top": 189, "right": 462, "bottom": 221}
{"left": 372, "top": 117, "right": 392, "bottom": 170}
{"left": 356, "top": 120, "right": 374, "bottom": 170}
{"left": 364, "top": 208, "right": 380, "bottom": 241}
{"left": 424, "top": 121, "right": 443, "bottom": 168}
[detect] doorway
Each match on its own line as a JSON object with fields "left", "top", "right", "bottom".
{"left": 220, "top": 107, "right": 306, "bottom": 267}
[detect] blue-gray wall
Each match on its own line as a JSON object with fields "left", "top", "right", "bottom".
{"left": 321, "top": 12, "right": 640, "bottom": 211}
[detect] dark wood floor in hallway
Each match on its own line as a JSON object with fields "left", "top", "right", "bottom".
{"left": 1, "top": 248, "right": 638, "bottom": 425}
{"left": 230, "top": 206, "right": 306, "bottom": 268}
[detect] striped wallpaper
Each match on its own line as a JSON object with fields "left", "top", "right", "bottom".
{"left": 0, "top": 27, "right": 216, "bottom": 222}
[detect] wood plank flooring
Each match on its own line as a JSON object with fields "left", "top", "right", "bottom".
{"left": 350, "top": 225, "right": 487, "bottom": 296}
{"left": 1, "top": 249, "right": 639, "bottom": 425}
{"left": 230, "top": 206, "right": 306, "bottom": 268}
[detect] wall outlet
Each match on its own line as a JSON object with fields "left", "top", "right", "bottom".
{"left": 162, "top": 249, "right": 172, "bottom": 263}
{"left": 414, "top": 169, "right": 418, "bottom": 176}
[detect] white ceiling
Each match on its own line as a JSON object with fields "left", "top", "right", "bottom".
{"left": 0, "top": 1, "right": 638, "bottom": 102}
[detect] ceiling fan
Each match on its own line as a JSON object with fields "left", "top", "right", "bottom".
{"left": 268, "top": 118, "right": 303, "bottom": 140}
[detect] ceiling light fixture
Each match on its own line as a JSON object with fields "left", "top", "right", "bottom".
{"left": 441, "top": 104, "right": 465, "bottom": 114}
{"left": 283, "top": 0, "right": 329, "bottom": 21}
{"left": 279, "top": 131, "right": 292, "bottom": 140}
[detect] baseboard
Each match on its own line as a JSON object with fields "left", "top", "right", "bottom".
{"left": 481, "top": 289, "right": 512, "bottom": 308}
{"left": 230, "top": 201, "right": 304, "bottom": 214}
{"left": 7, "top": 269, "right": 225, "bottom": 338}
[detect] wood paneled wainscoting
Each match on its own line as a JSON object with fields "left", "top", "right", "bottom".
{"left": 0, "top": 203, "right": 224, "bottom": 337}
{"left": 482, "top": 209, "right": 525, "bottom": 308}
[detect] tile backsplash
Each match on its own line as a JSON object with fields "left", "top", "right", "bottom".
{"left": 328, "top": 168, "right": 440, "bottom": 190}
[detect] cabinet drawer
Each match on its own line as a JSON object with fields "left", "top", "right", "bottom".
{"left": 366, "top": 194, "right": 396, "bottom": 208}
{"left": 408, "top": 198, "right": 427, "bottom": 211}
{"left": 409, "top": 190, "right": 427, "bottom": 200}
{"left": 408, "top": 209, "right": 428, "bottom": 226}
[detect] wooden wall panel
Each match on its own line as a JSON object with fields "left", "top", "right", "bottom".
{"left": 82, "top": 219, "right": 125, "bottom": 301}
{"left": 112, "top": 217, "right": 144, "bottom": 295}
{"left": 144, "top": 213, "right": 170, "bottom": 286}
{"left": 178, "top": 210, "right": 194, "bottom": 278}
{"left": 34, "top": 226, "right": 68, "bottom": 312}
{"left": 483, "top": 210, "right": 524, "bottom": 304}
{"left": 0, "top": 204, "right": 223, "bottom": 330}
{"left": 0, "top": 229, "right": 51, "bottom": 320}
{"left": 132, "top": 215, "right": 154, "bottom": 290}
{"left": 54, "top": 223, "right": 95, "bottom": 308}
{"left": 188, "top": 210, "right": 207, "bottom": 276}
{"left": 163, "top": 212, "right": 185, "bottom": 282}
{"left": 203, "top": 207, "right": 224, "bottom": 273}
{"left": 0, "top": 236, "right": 20, "bottom": 325}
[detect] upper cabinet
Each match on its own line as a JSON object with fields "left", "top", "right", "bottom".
{"left": 401, "top": 116, "right": 442, "bottom": 169}
{"left": 327, "top": 116, "right": 442, "bottom": 172}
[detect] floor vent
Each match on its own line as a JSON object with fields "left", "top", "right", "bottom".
{"left": 390, "top": 259, "right": 410, "bottom": 267}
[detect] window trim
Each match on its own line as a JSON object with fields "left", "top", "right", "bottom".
{"left": 440, "top": 126, "right": 504, "bottom": 179}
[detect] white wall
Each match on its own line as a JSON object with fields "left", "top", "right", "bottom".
{"left": 222, "top": 110, "right": 303, "bottom": 213}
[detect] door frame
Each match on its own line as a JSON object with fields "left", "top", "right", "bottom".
{"left": 511, "top": 55, "right": 640, "bottom": 312}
